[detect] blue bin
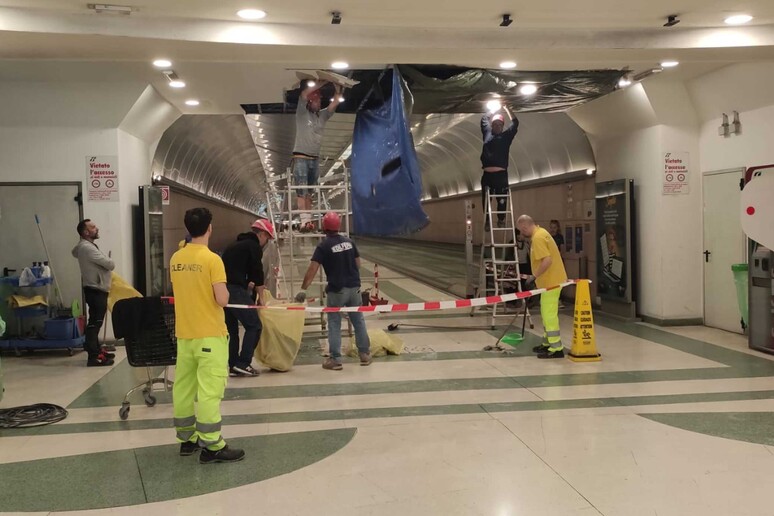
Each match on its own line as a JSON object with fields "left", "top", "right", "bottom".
{"left": 44, "top": 317, "right": 75, "bottom": 340}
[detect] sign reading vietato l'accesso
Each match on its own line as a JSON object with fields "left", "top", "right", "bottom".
{"left": 86, "top": 155, "right": 119, "bottom": 202}
{"left": 663, "top": 151, "right": 689, "bottom": 195}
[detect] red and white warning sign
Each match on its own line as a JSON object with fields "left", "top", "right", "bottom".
{"left": 86, "top": 155, "right": 119, "bottom": 202}
{"left": 160, "top": 185, "right": 170, "bottom": 205}
{"left": 663, "top": 151, "right": 689, "bottom": 195}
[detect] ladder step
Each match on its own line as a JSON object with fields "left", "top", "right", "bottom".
{"left": 491, "top": 260, "right": 519, "bottom": 265}
{"left": 489, "top": 244, "right": 514, "bottom": 248}
{"left": 488, "top": 194, "right": 510, "bottom": 198}
{"left": 489, "top": 211, "right": 511, "bottom": 214}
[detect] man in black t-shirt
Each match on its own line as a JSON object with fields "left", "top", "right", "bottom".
{"left": 480, "top": 109, "right": 519, "bottom": 230}
{"left": 295, "top": 212, "right": 371, "bottom": 370}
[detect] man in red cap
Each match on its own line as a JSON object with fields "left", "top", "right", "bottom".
{"left": 293, "top": 80, "right": 343, "bottom": 232}
{"left": 480, "top": 108, "right": 519, "bottom": 230}
{"left": 295, "top": 212, "right": 371, "bottom": 370}
{"left": 220, "top": 218, "right": 275, "bottom": 377}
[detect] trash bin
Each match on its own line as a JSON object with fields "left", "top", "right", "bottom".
{"left": 731, "top": 263, "right": 749, "bottom": 329}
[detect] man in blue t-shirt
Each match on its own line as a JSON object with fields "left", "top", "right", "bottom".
{"left": 295, "top": 212, "right": 371, "bottom": 370}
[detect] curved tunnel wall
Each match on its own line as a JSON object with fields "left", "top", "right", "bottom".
{"left": 152, "top": 115, "right": 266, "bottom": 213}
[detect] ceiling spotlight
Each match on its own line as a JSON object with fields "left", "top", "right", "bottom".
{"left": 660, "top": 60, "right": 679, "bottom": 68}
{"left": 618, "top": 76, "right": 632, "bottom": 88}
{"left": 499, "top": 61, "right": 517, "bottom": 69}
{"left": 153, "top": 59, "right": 172, "bottom": 68}
{"left": 307, "top": 80, "right": 316, "bottom": 88}
{"left": 500, "top": 14, "right": 513, "bottom": 27}
{"left": 663, "top": 14, "right": 680, "bottom": 27}
{"left": 586, "top": 168, "right": 596, "bottom": 175}
{"left": 87, "top": 3, "right": 133, "bottom": 15}
{"left": 331, "top": 61, "right": 349, "bottom": 70}
{"left": 519, "top": 84, "right": 538, "bottom": 95}
{"left": 185, "top": 99, "right": 200, "bottom": 106}
{"left": 237, "top": 9, "right": 267, "bottom": 20}
{"left": 331, "top": 11, "right": 342, "bottom": 24}
{"left": 169, "top": 80, "right": 186, "bottom": 88}
{"left": 724, "top": 14, "right": 753, "bottom": 25}
{"left": 338, "top": 96, "right": 345, "bottom": 102}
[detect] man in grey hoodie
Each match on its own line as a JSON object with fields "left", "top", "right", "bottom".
{"left": 72, "top": 219, "right": 115, "bottom": 366}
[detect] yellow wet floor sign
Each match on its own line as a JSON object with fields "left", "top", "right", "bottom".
{"left": 569, "top": 280, "right": 602, "bottom": 362}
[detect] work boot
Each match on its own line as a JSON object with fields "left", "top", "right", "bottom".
{"left": 199, "top": 445, "right": 245, "bottom": 464}
{"left": 532, "top": 344, "right": 549, "bottom": 353}
{"left": 484, "top": 220, "right": 491, "bottom": 232}
{"left": 179, "top": 441, "right": 199, "bottom": 456}
{"left": 497, "top": 219, "right": 506, "bottom": 228}
{"left": 322, "top": 358, "right": 343, "bottom": 371}
{"left": 537, "top": 348, "right": 565, "bottom": 359}
{"left": 359, "top": 352, "right": 372, "bottom": 366}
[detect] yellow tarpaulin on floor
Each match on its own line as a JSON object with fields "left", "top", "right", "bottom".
{"left": 346, "top": 329, "right": 404, "bottom": 358}
{"left": 108, "top": 272, "right": 142, "bottom": 312}
{"left": 7, "top": 294, "right": 48, "bottom": 308}
{"left": 255, "top": 293, "right": 305, "bottom": 372}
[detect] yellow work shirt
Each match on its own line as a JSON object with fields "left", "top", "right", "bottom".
{"left": 530, "top": 226, "right": 568, "bottom": 289}
{"left": 170, "top": 243, "right": 228, "bottom": 339}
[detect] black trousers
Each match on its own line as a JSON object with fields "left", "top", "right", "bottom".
{"left": 83, "top": 287, "right": 108, "bottom": 359}
{"left": 481, "top": 170, "right": 509, "bottom": 223}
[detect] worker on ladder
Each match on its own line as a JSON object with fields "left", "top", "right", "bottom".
{"left": 480, "top": 107, "right": 519, "bottom": 231}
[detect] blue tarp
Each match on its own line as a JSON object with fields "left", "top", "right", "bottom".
{"left": 351, "top": 68, "right": 429, "bottom": 236}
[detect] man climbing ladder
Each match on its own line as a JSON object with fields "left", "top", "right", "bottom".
{"left": 480, "top": 107, "right": 519, "bottom": 230}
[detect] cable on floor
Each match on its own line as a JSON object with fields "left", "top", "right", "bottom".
{"left": 0, "top": 403, "right": 68, "bottom": 428}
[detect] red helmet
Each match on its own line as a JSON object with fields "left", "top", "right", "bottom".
{"left": 322, "top": 212, "right": 341, "bottom": 232}
{"left": 251, "top": 219, "right": 275, "bottom": 239}
{"left": 492, "top": 114, "right": 505, "bottom": 124}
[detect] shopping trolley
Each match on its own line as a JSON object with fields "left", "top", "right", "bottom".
{"left": 111, "top": 296, "right": 176, "bottom": 420}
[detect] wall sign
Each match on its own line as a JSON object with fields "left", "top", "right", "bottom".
{"left": 663, "top": 151, "right": 689, "bottom": 195}
{"left": 160, "top": 185, "right": 170, "bottom": 205}
{"left": 86, "top": 155, "right": 119, "bottom": 202}
{"left": 596, "top": 179, "right": 634, "bottom": 303}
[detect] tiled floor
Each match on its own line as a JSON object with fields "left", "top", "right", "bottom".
{"left": 2, "top": 242, "right": 774, "bottom": 515}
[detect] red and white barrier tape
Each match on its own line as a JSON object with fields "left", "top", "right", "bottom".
{"left": 223, "top": 279, "right": 581, "bottom": 313}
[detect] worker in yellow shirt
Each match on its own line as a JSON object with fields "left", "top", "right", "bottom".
{"left": 170, "top": 207, "right": 245, "bottom": 464}
{"left": 516, "top": 215, "right": 568, "bottom": 359}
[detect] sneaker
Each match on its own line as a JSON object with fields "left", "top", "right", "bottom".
{"left": 359, "top": 352, "right": 372, "bottom": 366}
{"left": 532, "top": 344, "right": 549, "bottom": 353}
{"left": 102, "top": 344, "right": 117, "bottom": 352}
{"left": 179, "top": 441, "right": 199, "bottom": 456}
{"left": 537, "top": 348, "right": 565, "bottom": 359}
{"left": 199, "top": 445, "right": 245, "bottom": 464}
{"left": 497, "top": 219, "right": 506, "bottom": 228}
{"left": 87, "top": 356, "right": 114, "bottom": 367}
{"left": 99, "top": 351, "right": 115, "bottom": 360}
{"left": 229, "top": 367, "right": 239, "bottom": 377}
{"left": 484, "top": 220, "right": 491, "bottom": 232}
{"left": 322, "top": 358, "right": 343, "bottom": 371}
{"left": 232, "top": 364, "right": 259, "bottom": 377}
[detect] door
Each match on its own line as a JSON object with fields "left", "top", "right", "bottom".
{"left": 703, "top": 169, "right": 746, "bottom": 333}
{"left": 0, "top": 183, "right": 83, "bottom": 328}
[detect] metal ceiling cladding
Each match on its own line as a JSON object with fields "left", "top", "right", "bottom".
{"left": 350, "top": 67, "right": 429, "bottom": 236}
{"left": 151, "top": 115, "right": 267, "bottom": 213}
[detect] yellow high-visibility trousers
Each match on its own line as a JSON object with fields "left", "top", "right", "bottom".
{"left": 540, "top": 288, "right": 563, "bottom": 351}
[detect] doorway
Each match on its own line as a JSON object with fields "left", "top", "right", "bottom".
{"left": 702, "top": 169, "right": 746, "bottom": 333}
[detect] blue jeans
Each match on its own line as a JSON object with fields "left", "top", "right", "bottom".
{"left": 293, "top": 158, "right": 319, "bottom": 197}
{"left": 224, "top": 284, "right": 262, "bottom": 369}
{"left": 327, "top": 287, "right": 370, "bottom": 361}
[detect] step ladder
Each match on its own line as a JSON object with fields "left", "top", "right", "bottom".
{"left": 264, "top": 190, "right": 287, "bottom": 299}
{"left": 473, "top": 186, "right": 534, "bottom": 336}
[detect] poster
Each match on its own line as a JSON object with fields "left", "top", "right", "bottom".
{"left": 663, "top": 151, "right": 689, "bottom": 195}
{"left": 86, "top": 155, "right": 119, "bottom": 202}
{"left": 596, "top": 180, "right": 633, "bottom": 302}
{"left": 160, "top": 185, "right": 170, "bottom": 205}
{"left": 575, "top": 226, "right": 583, "bottom": 253}
{"left": 583, "top": 200, "right": 595, "bottom": 220}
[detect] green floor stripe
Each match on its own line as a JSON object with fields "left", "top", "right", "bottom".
{"left": 0, "top": 428, "right": 355, "bottom": 512}
{"left": 641, "top": 412, "right": 774, "bottom": 446}
{"left": 11, "top": 389, "right": 774, "bottom": 438}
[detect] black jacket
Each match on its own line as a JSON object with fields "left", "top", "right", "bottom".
{"left": 221, "top": 232, "right": 264, "bottom": 289}
{"left": 480, "top": 115, "right": 519, "bottom": 170}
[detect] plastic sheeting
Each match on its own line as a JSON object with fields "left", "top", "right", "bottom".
{"left": 351, "top": 68, "right": 429, "bottom": 236}
{"left": 256, "top": 293, "right": 305, "bottom": 372}
{"left": 346, "top": 329, "right": 404, "bottom": 358}
{"left": 396, "top": 65, "right": 624, "bottom": 114}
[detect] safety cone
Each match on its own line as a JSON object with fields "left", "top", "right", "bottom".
{"left": 568, "top": 279, "right": 601, "bottom": 362}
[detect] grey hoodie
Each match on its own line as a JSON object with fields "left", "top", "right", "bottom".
{"left": 71, "top": 239, "right": 115, "bottom": 292}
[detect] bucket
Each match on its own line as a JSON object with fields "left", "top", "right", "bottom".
{"left": 731, "top": 263, "right": 748, "bottom": 328}
{"left": 44, "top": 317, "right": 75, "bottom": 340}
{"left": 501, "top": 332, "right": 525, "bottom": 347}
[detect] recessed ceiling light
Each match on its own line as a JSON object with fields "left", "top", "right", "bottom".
{"left": 519, "top": 84, "right": 538, "bottom": 95}
{"left": 486, "top": 99, "right": 502, "bottom": 113}
{"left": 153, "top": 59, "right": 172, "bottom": 68}
{"left": 660, "top": 60, "right": 679, "bottom": 68}
{"left": 618, "top": 77, "right": 632, "bottom": 87}
{"left": 331, "top": 61, "right": 349, "bottom": 70}
{"left": 185, "top": 99, "right": 200, "bottom": 106}
{"left": 586, "top": 168, "right": 596, "bottom": 175}
{"left": 724, "top": 14, "right": 753, "bottom": 25}
{"left": 237, "top": 9, "right": 267, "bottom": 20}
{"left": 499, "top": 61, "right": 517, "bottom": 69}
{"left": 169, "top": 80, "right": 186, "bottom": 88}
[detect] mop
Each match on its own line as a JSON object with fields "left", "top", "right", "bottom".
{"left": 34, "top": 215, "right": 65, "bottom": 311}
